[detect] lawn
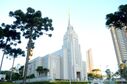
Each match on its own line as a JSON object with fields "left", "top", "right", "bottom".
{"left": 0, "top": 82, "right": 15, "bottom": 84}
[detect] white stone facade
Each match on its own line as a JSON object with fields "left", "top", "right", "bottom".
{"left": 27, "top": 21, "right": 87, "bottom": 80}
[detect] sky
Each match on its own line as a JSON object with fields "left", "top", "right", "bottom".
{"left": 0, "top": 0, "right": 127, "bottom": 74}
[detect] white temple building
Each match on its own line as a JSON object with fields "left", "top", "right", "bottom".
{"left": 27, "top": 19, "right": 87, "bottom": 80}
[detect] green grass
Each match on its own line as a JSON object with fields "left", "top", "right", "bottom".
{"left": 25, "top": 81, "right": 89, "bottom": 84}
{"left": 0, "top": 82, "right": 15, "bottom": 84}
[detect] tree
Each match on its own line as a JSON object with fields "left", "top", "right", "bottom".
{"left": 43, "top": 68, "right": 49, "bottom": 76}
{"left": 105, "top": 69, "right": 112, "bottom": 79}
{"left": 36, "top": 66, "right": 43, "bottom": 77}
{"left": 12, "top": 72, "right": 20, "bottom": 80}
{"left": 106, "top": 4, "right": 127, "bottom": 29}
{"left": 0, "top": 24, "right": 25, "bottom": 81}
{"left": 36, "top": 66, "right": 49, "bottom": 77}
{"left": 112, "top": 64, "right": 127, "bottom": 80}
{"left": 27, "top": 74, "right": 35, "bottom": 78}
{"left": 88, "top": 69, "right": 102, "bottom": 80}
{"left": 92, "top": 69, "right": 102, "bottom": 79}
{"left": 1, "top": 70, "right": 20, "bottom": 81}
{"left": 18, "top": 65, "right": 24, "bottom": 79}
{"left": 8, "top": 48, "right": 25, "bottom": 81}
{"left": 105, "top": 4, "right": 127, "bottom": 80}
{"left": 88, "top": 73, "right": 94, "bottom": 80}
{"left": 0, "top": 23, "right": 24, "bottom": 74}
{"left": 119, "top": 63, "right": 127, "bottom": 80}
{"left": 1, "top": 71, "right": 11, "bottom": 80}
{"left": 9, "top": 7, "right": 54, "bottom": 84}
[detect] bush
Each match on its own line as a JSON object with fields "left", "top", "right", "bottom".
{"left": 116, "top": 81, "right": 127, "bottom": 84}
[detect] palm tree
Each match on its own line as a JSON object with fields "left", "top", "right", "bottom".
{"left": 36, "top": 66, "right": 43, "bottom": 77}
{"left": 43, "top": 68, "right": 49, "bottom": 76}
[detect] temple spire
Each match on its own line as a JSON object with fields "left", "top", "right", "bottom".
{"left": 67, "top": 9, "right": 73, "bottom": 31}
{"left": 67, "top": 1, "right": 74, "bottom": 32}
{"left": 68, "top": 10, "right": 70, "bottom": 26}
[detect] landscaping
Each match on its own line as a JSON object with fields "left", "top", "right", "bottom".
{"left": 0, "top": 82, "right": 15, "bottom": 84}
{"left": 1, "top": 80, "right": 127, "bottom": 84}
{"left": 1, "top": 81, "right": 90, "bottom": 84}
{"left": 25, "top": 81, "right": 89, "bottom": 84}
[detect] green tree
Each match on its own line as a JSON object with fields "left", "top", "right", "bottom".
{"left": 26, "top": 74, "right": 35, "bottom": 79}
{"left": 88, "top": 69, "right": 102, "bottom": 80}
{"left": 9, "top": 7, "right": 53, "bottom": 84}
{"left": 1, "top": 71, "right": 11, "bottom": 80}
{"left": 88, "top": 73, "right": 94, "bottom": 80}
{"left": 12, "top": 72, "right": 20, "bottom": 80}
{"left": 92, "top": 69, "right": 102, "bottom": 79}
{"left": 119, "top": 63, "right": 127, "bottom": 80}
{"left": 105, "top": 69, "right": 111, "bottom": 79}
{"left": 1, "top": 70, "right": 20, "bottom": 81}
{"left": 112, "top": 64, "right": 127, "bottom": 80}
{"left": 36, "top": 66, "right": 43, "bottom": 77}
{"left": 18, "top": 65, "right": 24, "bottom": 79}
{"left": 0, "top": 23, "right": 24, "bottom": 74}
{"left": 106, "top": 4, "right": 127, "bottom": 29}
{"left": 43, "top": 68, "right": 49, "bottom": 76}
{"left": 105, "top": 4, "right": 127, "bottom": 80}
{"left": 8, "top": 48, "right": 25, "bottom": 81}
{"left": 112, "top": 71, "right": 119, "bottom": 78}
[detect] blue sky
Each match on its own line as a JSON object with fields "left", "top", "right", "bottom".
{"left": 0, "top": 0, "right": 127, "bottom": 74}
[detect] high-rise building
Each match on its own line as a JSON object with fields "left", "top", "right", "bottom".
{"left": 27, "top": 19, "right": 87, "bottom": 80}
{"left": 110, "top": 26, "right": 127, "bottom": 65}
{"left": 86, "top": 48, "right": 94, "bottom": 73}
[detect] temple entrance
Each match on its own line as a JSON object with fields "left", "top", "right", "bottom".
{"left": 76, "top": 72, "right": 81, "bottom": 80}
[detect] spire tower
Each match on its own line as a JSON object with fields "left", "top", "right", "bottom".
{"left": 68, "top": 10, "right": 70, "bottom": 26}
{"left": 67, "top": 9, "right": 73, "bottom": 31}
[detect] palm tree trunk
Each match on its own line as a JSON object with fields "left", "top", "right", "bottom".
{"left": 0, "top": 40, "right": 8, "bottom": 73}
{"left": 10, "top": 57, "right": 15, "bottom": 81}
